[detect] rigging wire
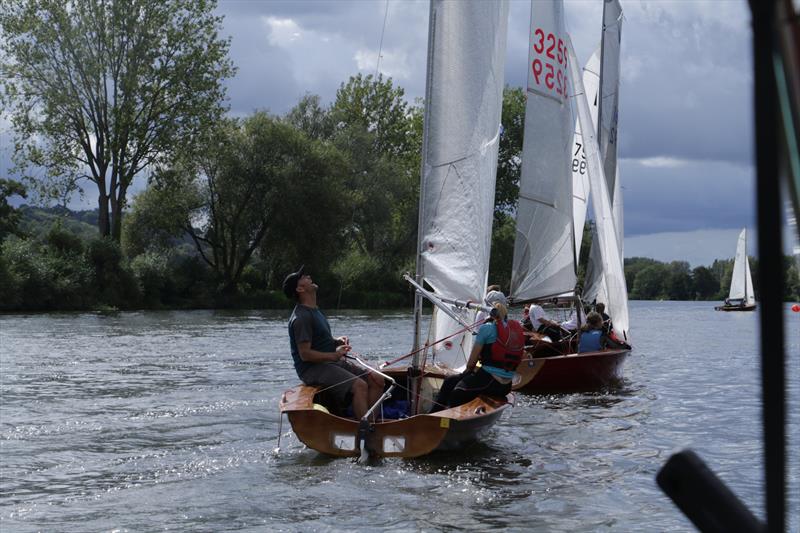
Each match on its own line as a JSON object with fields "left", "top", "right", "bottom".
{"left": 374, "top": 0, "right": 390, "bottom": 79}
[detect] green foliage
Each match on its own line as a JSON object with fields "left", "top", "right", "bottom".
{"left": 0, "top": 232, "right": 93, "bottom": 310}
{"left": 692, "top": 266, "right": 720, "bottom": 299}
{"left": 631, "top": 263, "right": 667, "bottom": 300}
{"left": 1, "top": 0, "right": 235, "bottom": 240}
{"left": 17, "top": 205, "right": 98, "bottom": 242}
{"left": 122, "top": 171, "right": 201, "bottom": 257}
{"left": 86, "top": 236, "right": 139, "bottom": 307}
{"left": 487, "top": 213, "right": 516, "bottom": 292}
{"left": 664, "top": 261, "right": 693, "bottom": 300}
{"left": 130, "top": 251, "right": 171, "bottom": 308}
{"left": 0, "top": 179, "right": 27, "bottom": 242}
{"left": 495, "top": 86, "right": 526, "bottom": 216}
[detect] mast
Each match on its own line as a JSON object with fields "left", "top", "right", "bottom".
{"left": 412, "top": 0, "right": 437, "bottom": 361}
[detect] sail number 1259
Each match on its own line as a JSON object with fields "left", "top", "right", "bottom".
{"left": 531, "top": 28, "right": 568, "bottom": 99}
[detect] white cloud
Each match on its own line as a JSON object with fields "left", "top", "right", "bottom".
{"left": 635, "top": 156, "right": 689, "bottom": 168}
{"left": 354, "top": 48, "right": 411, "bottom": 79}
{"left": 263, "top": 17, "right": 302, "bottom": 46}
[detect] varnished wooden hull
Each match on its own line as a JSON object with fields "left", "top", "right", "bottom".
{"left": 279, "top": 369, "right": 511, "bottom": 458}
{"left": 715, "top": 304, "right": 757, "bottom": 312}
{"left": 512, "top": 348, "right": 630, "bottom": 393}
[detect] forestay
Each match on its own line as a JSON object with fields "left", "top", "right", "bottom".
{"left": 416, "top": 0, "right": 509, "bottom": 370}
{"left": 567, "top": 37, "right": 629, "bottom": 340}
{"left": 511, "top": 0, "right": 575, "bottom": 301}
{"left": 729, "top": 228, "right": 756, "bottom": 305}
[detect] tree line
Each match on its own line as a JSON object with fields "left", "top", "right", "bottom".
{"left": 0, "top": 0, "right": 797, "bottom": 312}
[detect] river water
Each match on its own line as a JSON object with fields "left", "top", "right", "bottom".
{"left": 1, "top": 301, "right": 798, "bottom": 532}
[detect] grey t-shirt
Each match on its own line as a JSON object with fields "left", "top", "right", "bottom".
{"left": 288, "top": 305, "right": 337, "bottom": 376}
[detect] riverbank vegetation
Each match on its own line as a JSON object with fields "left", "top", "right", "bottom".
{"left": 1, "top": 0, "right": 797, "bottom": 312}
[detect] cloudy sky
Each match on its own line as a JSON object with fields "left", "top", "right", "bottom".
{"left": 0, "top": 0, "right": 782, "bottom": 266}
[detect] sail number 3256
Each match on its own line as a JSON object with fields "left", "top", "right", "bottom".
{"left": 531, "top": 28, "right": 568, "bottom": 99}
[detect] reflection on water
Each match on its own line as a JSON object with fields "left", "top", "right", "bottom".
{"left": 0, "top": 303, "right": 798, "bottom": 531}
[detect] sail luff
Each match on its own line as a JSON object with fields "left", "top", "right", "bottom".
{"left": 568, "top": 37, "right": 630, "bottom": 339}
{"left": 417, "top": 0, "right": 509, "bottom": 370}
{"left": 510, "top": 0, "right": 575, "bottom": 301}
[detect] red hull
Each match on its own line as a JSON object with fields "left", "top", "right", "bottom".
{"left": 513, "top": 348, "right": 630, "bottom": 393}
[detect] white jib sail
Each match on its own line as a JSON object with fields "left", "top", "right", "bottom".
{"left": 572, "top": 46, "right": 600, "bottom": 259}
{"left": 568, "top": 37, "right": 630, "bottom": 339}
{"left": 584, "top": 0, "right": 626, "bottom": 326}
{"left": 418, "top": 0, "right": 509, "bottom": 370}
{"left": 729, "top": 228, "right": 755, "bottom": 304}
{"left": 511, "top": 0, "right": 575, "bottom": 301}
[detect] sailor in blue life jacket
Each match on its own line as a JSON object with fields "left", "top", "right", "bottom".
{"left": 578, "top": 311, "right": 607, "bottom": 353}
{"left": 431, "top": 301, "right": 525, "bottom": 411}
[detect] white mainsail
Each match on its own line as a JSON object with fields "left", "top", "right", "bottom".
{"left": 510, "top": 0, "right": 575, "bottom": 301}
{"left": 572, "top": 47, "right": 601, "bottom": 259}
{"left": 567, "top": 38, "right": 629, "bottom": 340}
{"left": 415, "top": 0, "right": 509, "bottom": 370}
{"left": 729, "top": 228, "right": 756, "bottom": 305}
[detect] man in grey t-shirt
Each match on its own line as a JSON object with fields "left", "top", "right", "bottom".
{"left": 283, "top": 266, "right": 384, "bottom": 419}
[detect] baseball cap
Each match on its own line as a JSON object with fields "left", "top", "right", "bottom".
{"left": 282, "top": 265, "right": 305, "bottom": 299}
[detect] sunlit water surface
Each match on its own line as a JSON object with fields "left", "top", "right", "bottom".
{"left": 1, "top": 301, "right": 798, "bottom": 532}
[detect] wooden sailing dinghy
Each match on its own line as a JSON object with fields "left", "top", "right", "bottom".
{"left": 509, "top": 0, "right": 631, "bottom": 393}
{"left": 279, "top": 365, "right": 510, "bottom": 458}
{"left": 280, "top": 0, "right": 513, "bottom": 459}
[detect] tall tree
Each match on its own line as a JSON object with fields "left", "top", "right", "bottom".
{"left": 0, "top": 0, "right": 234, "bottom": 241}
{"left": 327, "top": 75, "right": 421, "bottom": 285}
{"left": 177, "top": 113, "right": 351, "bottom": 298}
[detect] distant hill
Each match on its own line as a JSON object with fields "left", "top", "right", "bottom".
{"left": 18, "top": 205, "right": 99, "bottom": 241}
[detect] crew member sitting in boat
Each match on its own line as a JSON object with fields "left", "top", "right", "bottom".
{"left": 594, "top": 302, "right": 613, "bottom": 335}
{"left": 528, "top": 303, "right": 567, "bottom": 341}
{"left": 431, "top": 302, "right": 524, "bottom": 411}
{"left": 474, "top": 286, "right": 507, "bottom": 325}
{"left": 578, "top": 311, "right": 607, "bottom": 353}
{"left": 284, "top": 265, "right": 384, "bottom": 420}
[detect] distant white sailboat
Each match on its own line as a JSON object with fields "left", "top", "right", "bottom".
{"left": 716, "top": 228, "right": 757, "bottom": 311}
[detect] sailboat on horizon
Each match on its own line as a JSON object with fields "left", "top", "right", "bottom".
{"left": 715, "top": 228, "right": 757, "bottom": 311}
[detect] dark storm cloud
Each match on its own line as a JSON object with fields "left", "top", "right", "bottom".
{"left": 620, "top": 157, "right": 754, "bottom": 237}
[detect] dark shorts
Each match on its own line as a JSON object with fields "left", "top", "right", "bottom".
{"left": 299, "top": 361, "right": 367, "bottom": 408}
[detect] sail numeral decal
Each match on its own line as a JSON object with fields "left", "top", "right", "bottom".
{"left": 531, "top": 28, "right": 568, "bottom": 99}
{"left": 572, "top": 141, "right": 587, "bottom": 175}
